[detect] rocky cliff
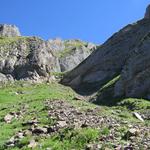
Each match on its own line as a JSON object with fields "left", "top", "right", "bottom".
{"left": 0, "top": 24, "right": 20, "bottom": 37}
{"left": 0, "top": 25, "right": 95, "bottom": 82}
{"left": 61, "top": 5, "right": 150, "bottom": 100}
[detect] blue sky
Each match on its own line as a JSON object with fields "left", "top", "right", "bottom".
{"left": 0, "top": 0, "right": 150, "bottom": 44}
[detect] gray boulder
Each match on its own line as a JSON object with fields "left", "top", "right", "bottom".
{"left": 0, "top": 24, "right": 21, "bottom": 37}
{"left": 0, "top": 73, "right": 13, "bottom": 83}
{"left": 0, "top": 73, "right": 7, "bottom": 83}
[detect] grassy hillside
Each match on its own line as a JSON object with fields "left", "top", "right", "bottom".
{"left": 0, "top": 81, "right": 149, "bottom": 149}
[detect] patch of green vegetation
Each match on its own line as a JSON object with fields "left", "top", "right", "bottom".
{"left": 0, "top": 81, "right": 75, "bottom": 149}
{"left": 94, "top": 75, "right": 120, "bottom": 106}
{"left": 0, "top": 36, "right": 44, "bottom": 55}
{"left": 41, "top": 128, "right": 99, "bottom": 150}
{"left": 18, "top": 136, "right": 30, "bottom": 148}
{"left": 64, "top": 40, "right": 87, "bottom": 48}
{"left": 57, "top": 40, "right": 89, "bottom": 58}
{"left": 0, "top": 81, "right": 149, "bottom": 149}
{"left": 58, "top": 48, "right": 75, "bottom": 58}
{"left": 118, "top": 98, "right": 150, "bottom": 110}
{"left": 99, "top": 75, "right": 120, "bottom": 93}
{"left": 0, "top": 36, "right": 29, "bottom": 47}
{"left": 0, "top": 81, "right": 75, "bottom": 105}
{"left": 100, "top": 127, "right": 110, "bottom": 136}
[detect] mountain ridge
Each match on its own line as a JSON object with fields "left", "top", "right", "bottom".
{"left": 61, "top": 4, "right": 150, "bottom": 101}
{"left": 0, "top": 25, "right": 96, "bottom": 83}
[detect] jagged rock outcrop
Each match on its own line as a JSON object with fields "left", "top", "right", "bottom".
{"left": 0, "top": 24, "right": 20, "bottom": 37}
{"left": 0, "top": 26, "right": 95, "bottom": 82}
{"left": 57, "top": 40, "right": 95, "bottom": 72}
{"left": 0, "top": 36, "right": 60, "bottom": 82}
{"left": 114, "top": 32, "right": 150, "bottom": 99}
{"left": 61, "top": 5, "right": 150, "bottom": 100}
{"left": 0, "top": 73, "right": 13, "bottom": 83}
{"left": 47, "top": 38, "right": 96, "bottom": 72}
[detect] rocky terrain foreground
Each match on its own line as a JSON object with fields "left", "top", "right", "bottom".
{"left": 0, "top": 82, "right": 150, "bottom": 150}
{"left": 0, "top": 4, "right": 150, "bottom": 150}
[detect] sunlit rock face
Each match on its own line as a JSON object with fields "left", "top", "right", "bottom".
{"left": 0, "top": 24, "right": 21, "bottom": 37}
{"left": 60, "top": 4, "right": 150, "bottom": 100}
{"left": 0, "top": 26, "right": 95, "bottom": 82}
{"left": 48, "top": 39, "right": 96, "bottom": 72}
{"left": 0, "top": 36, "right": 61, "bottom": 82}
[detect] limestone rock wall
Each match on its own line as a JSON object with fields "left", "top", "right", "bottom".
{"left": 0, "top": 25, "right": 95, "bottom": 82}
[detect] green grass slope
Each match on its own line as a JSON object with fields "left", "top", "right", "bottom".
{"left": 0, "top": 82, "right": 149, "bottom": 150}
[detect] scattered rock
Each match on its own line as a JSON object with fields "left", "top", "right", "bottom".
{"left": 16, "top": 132, "right": 24, "bottom": 139}
{"left": 133, "top": 112, "right": 144, "bottom": 122}
{"left": 46, "top": 148, "right": 52, "bottom": 150}
{"left": 4, "top": 113, "right": 14, "bottom": 123}
{"left": 57, "top": 121, "right": 67, "bottom": 128}
{"left": 140, "top": 110, "right": 150, "bottom": 120}
{"left": 125, "top": 128, "right": 140, "bottom": 139}
{"left": 85, "top": 143, "right": 102, "bottom": 150}
{"left": 22, "top": 119, "right": 39, "bottom": 126}
{"left": 46, "top": 100, "right": 118, "bottom": 130}
{"left": 28, "top": 139, "right": 37, "bottom": 149}
{"left": 32, "top": 126, "right": 47, "bottom": 135}
{"left": 4, "top": 110, "right": 24, "bottom": 123}
{"left": 4, "top": 99, "right": 150, "bottom": 149}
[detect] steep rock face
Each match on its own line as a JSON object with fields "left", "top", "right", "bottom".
{"left": 114, "top": 32, "right": 150, "bottom": 98}
{"left": 61, "top": 19, "right": 150, "bottom": 95}
{"left": 0, "top": 36, "right": 60, "bottom": 81}
{"left": 47, "top": 39, "right": 96, "bottom": 72}
{"left": 61, "top": 5, "right": 150, "bottom": 100}
{"left": 58, "top": 40, "right": 95, "bottom": 72}
{"left": 0, "top": 24, "right": 20, "bottom": 37}
{"left": 0, "top": 31, "right": 95, "bottom": 82}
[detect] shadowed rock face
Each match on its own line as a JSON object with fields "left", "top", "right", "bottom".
{"left": 114, "top": 32, "right": 150, "bottom": 98}
{"left": 60, "top": 5, "right": 150, "bottom": 99}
